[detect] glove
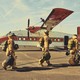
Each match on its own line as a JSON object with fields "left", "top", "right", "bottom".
{"left": 66, "top": 49, "right": 70, "bottom": 56}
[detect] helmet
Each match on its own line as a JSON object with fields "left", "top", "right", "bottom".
{"left": 8, "top": 34, "right": 13, "bottom": 38}
{"left": 72, "top": 34, "right": 77, "bottom": 39}
{"left": 44, "top": 31, "right": 49, "bottom": 36}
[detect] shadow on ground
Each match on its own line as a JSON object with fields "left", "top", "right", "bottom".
{"left": 15, "top": 63, "right": 80, "bottom": 72}
{"left": 16, "top": 66, "right": 53, "bottom": 72}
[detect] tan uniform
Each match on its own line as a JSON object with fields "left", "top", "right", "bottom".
{"left": 39, "top": 31, "right": 51, "bottom": 66}
{"left": 2, "top": 36, "right": 16, "bottom": 69}
{"left": 68, "top": 38, "right": 78, "bottom": 55}
{"left": 6, "top": 39, "right": 15, "bottom": 56}
{"left": 43, "top": 35, "right": 49, "bottom": 52}
{"left": 68, "top": 35, "right": 79, "bottom": 65}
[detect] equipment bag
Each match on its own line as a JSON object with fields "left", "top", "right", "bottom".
{"left": 2, "top": 41, "right": 8, "bottom": 52}
{"left": 6, "top": 55, "right": 14, "bottom": 66}
{"left": 43, "top": 52, "right": 51, "bottom": 60}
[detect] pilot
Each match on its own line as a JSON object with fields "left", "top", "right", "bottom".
{"left": 39, "top": 31, "right": 52, "bottom": 66}
{"left": 67, "top": 34, "right": 78, "bottom": 65}
{"left": 2, "top": 34, "right": 17, "bottom": 70}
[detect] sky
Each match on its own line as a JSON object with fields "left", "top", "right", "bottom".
{"left": 0, "top": 0, "right": 80, "bottom": 37}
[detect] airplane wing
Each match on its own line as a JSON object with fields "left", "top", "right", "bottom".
{"left": 41, "top": 8, "right": 74, "bottom": 31}
{"left": 0, "top": 36, "right": 8, "bottom": 44}
{"left": 28, "top": 26, "right": 41, "bottom": 33}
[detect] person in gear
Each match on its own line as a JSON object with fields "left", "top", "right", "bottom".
{"left": 39, "top": 31, "right": 52, "bottom": 66}
{"left": 2, "top": 34, "right": 17, "bottom": 70}
{"left": 67, "top": 34, "right": 79, "bottom": 65}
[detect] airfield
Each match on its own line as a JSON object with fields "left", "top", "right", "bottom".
{"left": 0, "top": 46, "right": 80, "bottom": 80}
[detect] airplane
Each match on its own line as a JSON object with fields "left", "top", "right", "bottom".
{"left": 0, "top": 8, "right": 74, "bottom": 50}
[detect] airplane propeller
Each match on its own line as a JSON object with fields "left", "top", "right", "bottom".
{"left": 27, "top": 19, "right": 30, "bottom": 38}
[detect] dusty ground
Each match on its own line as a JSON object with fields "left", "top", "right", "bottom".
{"left": 0, "top": 46, "right": 80, "bottom": 80}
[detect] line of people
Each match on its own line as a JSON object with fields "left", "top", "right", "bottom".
{"left": 2, "top": 31, "right": 80, "bottom": 70}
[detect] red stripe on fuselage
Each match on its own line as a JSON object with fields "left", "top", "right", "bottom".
{"left": 0, "top": 36, "right": 64, "bottom": 45}
{"left": 14, "top": 36, "right": 64, "bottom": 42}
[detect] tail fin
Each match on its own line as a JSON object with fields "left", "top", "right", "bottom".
{"left": 77, "top": 27, "right": 80, "bottom": 42}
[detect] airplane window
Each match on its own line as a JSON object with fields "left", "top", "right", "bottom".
{"left": 54, "top": 39, "right": 56, "bottom": 41}
{"left": 58, "top": 39, "right": 60, "bottom": 41}
{"left": 23, "top": 38, "right": 25, "bottom": 40}
{"left": 19, "top": 38, "right": 21, "bottom": 40}
{"left": 30, "top": 38, "right": 32, "bottom": 40}
{"left": 34, "top": 38, "right": 36, "bottom": 40}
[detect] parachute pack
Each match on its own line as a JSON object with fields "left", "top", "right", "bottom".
{"left": 39, "top": 37, "right": 52, "bottom": 47}
{"left": 68, "top": 39, "right": 76, "bottom": 50}
{"left": 2, "top": 40, "right": 19, "bottom": 51}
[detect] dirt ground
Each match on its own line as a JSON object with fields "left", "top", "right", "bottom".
{"left": 0, "top": 46, "right": 80, "bottom": 80}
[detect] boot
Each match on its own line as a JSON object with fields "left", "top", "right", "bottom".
{"left": 46, "top": 60, "right": 52, "bottom": 66}
{"left": 2, "top": 60, "right": 7, "bottom": 70}
{"left": 39, "top": 59, "right": 44, "bottom": 66}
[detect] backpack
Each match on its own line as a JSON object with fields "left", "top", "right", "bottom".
{"left": 2, "top": 40, "right": 19, "bottom": 51}
{"left": 2, "top": 41, "right": 8, "bottom": 52}
{"left": 12, "top": 41, "right": 19, "bottom": 50}
{"left": 68, "top": 39, "right": 76, "bottom": 49}
{"left": 39, "top": 37, "right": 52, "bottom": 47}
{"left": 48, "top": 38, "right": 52, "bottom": 44}
{"left": 70, "top": 40, "right": 76, "bottom": 49}
{"left": 39, "top": 37, "right": 44, "bottom": 47}
{"left": 6, "top": 55, "right": 14, "bottom": 66}
{"left": 43, "top": 52, "right": 51, "bottom": 60}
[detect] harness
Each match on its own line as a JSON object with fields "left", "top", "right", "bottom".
{"left": 68, "top": 39, "right": 76, "bottom": 50}
{"left": 39, "top": 37, "right": 52, "bottom": 47}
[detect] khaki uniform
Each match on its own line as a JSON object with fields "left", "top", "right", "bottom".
{"left": 6, "top": 39, "right": 14, "bottom": 56}
{"left": 39, "top": 31, "right": 51, "bottom": 66}
{"left": 68, "top": 38, "right": 78, "bottom": 55}
{"left": 44, "top": 35, "right": 49, "bottom": 52}
{"left": 67, "top": 35, "right": 78, "bottom": 65}
{"left": 2, "top": 35, "right": 16, "bottom": 70}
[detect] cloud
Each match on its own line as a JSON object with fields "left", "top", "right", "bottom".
{"left": 4, "top": 5, "right": 17, "bottom": 17}
{"left": 14, "top": 0, "right": 29, "bottom": 11}
{"left": 4, "top": 0, "right": 30, "bottom": 18}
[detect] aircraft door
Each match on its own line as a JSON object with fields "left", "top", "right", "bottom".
{"left": 64, "top": 36, "right": 69, "bottom": 49}
{"left": 77, "top": 27, "right": 80, "bottom": 42}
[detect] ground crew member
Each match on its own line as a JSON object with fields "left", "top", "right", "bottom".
{"left": 2, "top": 34, "right": 17, "bottom": 70}
{"left": 39, "top": 31, "right": 52, "bottom": 66}
{"left": 67, "top": 34, "right": 78, "bottom": 65}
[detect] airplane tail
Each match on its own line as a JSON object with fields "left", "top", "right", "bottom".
{"left": 77, "top": 27, "right": 80, "bottom": 42}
